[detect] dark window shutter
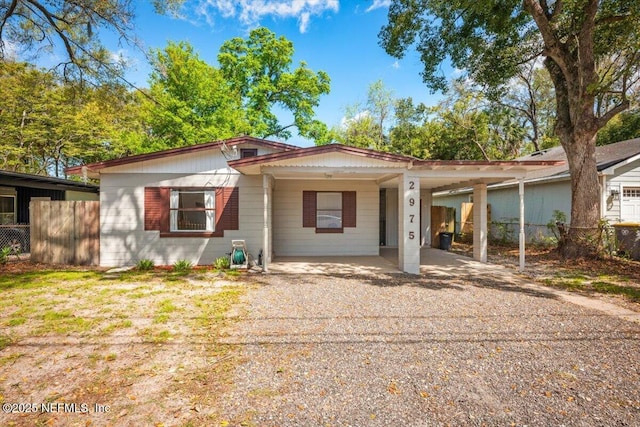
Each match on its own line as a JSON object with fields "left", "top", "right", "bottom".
{"left": 216, "top": 187, "right": 239, "bottom": 231}
{"left": 145, "top": 187, "right": 169, "bottom": 231}
{"left": 343, "top": 191, "right": 356, "bottom": 228}
{"left": 302, "top": 191, "right": 316, "bottom": 227}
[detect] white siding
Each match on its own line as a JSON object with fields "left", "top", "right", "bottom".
{"left": 269, "top": 152, "right": 405, "bottom": 168}
{"left": 273, "top": 180, "right": 379, "bottom": 256}
{"left": 99, "top": 172, "right": 265, "bottom": 266}
{"left": 606, "top": 159, "right": 640, "bottom": 221}
{"left": 102, "top": 144, "right": 281, "bottom": 174}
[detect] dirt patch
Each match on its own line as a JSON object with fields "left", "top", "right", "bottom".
{"left": 0, "top": 268, "right": 251, "bottom": 426}
{"left": 451, "top": 242, "right": 640, "bottom": 312}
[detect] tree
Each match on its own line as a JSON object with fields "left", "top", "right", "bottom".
{"left": 0, "top": 60, "right": 142, "bottom": 175}
{"left": 142, "top": 41, "right": 245, "bottom": 151}
{"left": 380, "top": 0, "right": 640, "bottom": 258}
{"left": 490, "top": 62, "right": 558, "bottom": 152}
{"left": 0, "top": 0, "right": 184, "bottom": 82}
{"left": 218, "top": 27, "right": 331, "bottom": 142}
{"left": 335, "top": 80, "right": 395, "bottom": 150}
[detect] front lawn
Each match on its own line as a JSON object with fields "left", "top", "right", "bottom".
{"left": 0, "top": 267, "right": 248, "bottom": 427}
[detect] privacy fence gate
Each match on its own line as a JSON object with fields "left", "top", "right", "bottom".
{"left": 30, "top": 200, "right": 99, "bottom": 266}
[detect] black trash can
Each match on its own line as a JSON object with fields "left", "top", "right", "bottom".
{"left": 439, "top": 232, "right": 453, "bottom": 251}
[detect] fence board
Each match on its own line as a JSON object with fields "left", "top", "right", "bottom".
{"left": 30, "top": 201, "right": 99, "bottom": 266}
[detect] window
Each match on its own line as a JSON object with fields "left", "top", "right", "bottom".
{"left": 317, "top": 192, "right": 342, "bottom": 229}
{"left": 240, "top": 148, "right": 258, "bottom": 158}
{"left": 144, "top": 187, "right": 238, "bottom": 237}
{"left": 623, "top": 187, "right": 640, "bottom": 198}
{"left": 0, "top": 195, "right": 15, "bottom": 225}
{"left": 302, "top": 191, "right": 356, "bottom": 233}
{"left": 170, "top": 190, "right": 215, "bottom": 231}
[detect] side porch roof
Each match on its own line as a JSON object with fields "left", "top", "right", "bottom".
{"left": 228, "top": 143, "right": 563, "bottom": 191}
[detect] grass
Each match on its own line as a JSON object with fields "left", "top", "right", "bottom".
{"left": 541, "top": 273, "right": 640, "bottom": 302}
{"left": 0, "top": 334, "right": 11, "bottom": 350}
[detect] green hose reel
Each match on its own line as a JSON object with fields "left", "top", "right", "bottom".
{"left": 232, "top": 248, "right": 246, "bottom": 264}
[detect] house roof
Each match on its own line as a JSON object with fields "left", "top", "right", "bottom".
{"left": 516, "top": 138, "right": 640, "bottom": 180}
{"left": 65, "top": 136, "right": 298, "bottom": 175}
{"left": 0, "top": 169, "right": 99, "bottom": 193}
{"left": 227, "top": 143, "right": 417, "bottom": 169}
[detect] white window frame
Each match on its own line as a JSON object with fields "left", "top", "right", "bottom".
{"left": 169, "top": 190, "right": 215, "bottom": 232}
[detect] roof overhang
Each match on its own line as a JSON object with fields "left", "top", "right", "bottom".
{"left": 600, "top": 152, "right": 640, "bottom": 176}
{"left": 229, "top": 144, "right": 563, "bottom": 191}
{"left": 65, "top": 136, "right": 298, "bottom": 178}
{"left": 0, "top": 170, "right": 99, "bottom": 193}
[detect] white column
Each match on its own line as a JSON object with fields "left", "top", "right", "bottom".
{"left": 262, "top": 174, "right": 270, "bottom": 272}
{"left": 519, "top": 179, "right": 525, "bottom": 272}
{"left": 399, "top": 173, "right": 421, "bottom": 274}
{"left": 473, "top": 183, "right": 488, "bottom": 263}
{"left": 421, "top": 190, "right": 432, "bottom": 247}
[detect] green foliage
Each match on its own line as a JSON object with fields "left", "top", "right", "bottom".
{"left": 172, "top": 259, "right": 193, "bottom": 273}
{"left": 136, "top": 259, "right": 155, "bottom": 271}
{"left": 0, "top": 247, "right": 12, "bottom": 265}
{"left": 597, "top": 109, "right": 640, "bottom": 146}
{"left": 140, "top": 28, "right": 332, "bottom": 150}
{"left": 0, "top": 0, "right": 185, "bottom": 82}
{"left": 214, "top": 256, "right": 231, "bottom": 270}
{"left": 218, "top": 27, "right": 331, "bottom": 142}
{"left": 0, "top": 61, "right": 143, "bottom": 175}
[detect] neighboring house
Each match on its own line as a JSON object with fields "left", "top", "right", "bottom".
{"left": 67, "top": 136, "right": 560, "bottom": 273}
{"left": 0, "top": 169, "right": 99, "bottom": 251}
{"left": 432, "top": 138, "right": 640, "bottom": 242}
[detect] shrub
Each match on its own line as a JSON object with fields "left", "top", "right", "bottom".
{"left": 214, "top": 255, "right": 230, "bottom": 270}
{"left": 136, "top": 259, "right": 155, "bottom": 271}
{"left": 0, "top": 247, "right": 12, "bottom": 265}
{"left": 172, "top": 259, "right": 193, "bottom": 273}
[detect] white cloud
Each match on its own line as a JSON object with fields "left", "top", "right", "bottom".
{"left": 391, "top": 60, "right": 400, "bottom": 69}
{"left": 366, "top": 0, "right": 391, "bottom": 13}
{"left": 194, "top": 0, "right": 339, "bottom": 33}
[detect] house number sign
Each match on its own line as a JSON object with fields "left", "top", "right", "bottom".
{"left": 409, "top": 180, "right": 416, "bottom": 240}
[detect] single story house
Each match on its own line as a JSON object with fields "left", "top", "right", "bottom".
{"left": 67, "top": 136, "right": 561, "bottom": 274}
{"left": 433, "top": 138, "right": 640, "bottom": 242}
{"left": 0, "top": 169, "right": 99, "bottom": 252}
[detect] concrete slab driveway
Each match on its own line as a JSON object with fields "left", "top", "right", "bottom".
{"left": 219, "top": 265, "right": 640, "bottom": 426}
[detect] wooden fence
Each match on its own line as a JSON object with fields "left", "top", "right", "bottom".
{"left": 30, "top": 201, "right": 99, "bottom": 266}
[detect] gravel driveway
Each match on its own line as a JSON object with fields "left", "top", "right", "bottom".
{"left": 219, "top": 270, "right": 640, "bottom": 426}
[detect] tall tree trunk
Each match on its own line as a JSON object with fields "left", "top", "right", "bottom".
{"left": 545, "top": 57, "right": 601, "bottom": 258}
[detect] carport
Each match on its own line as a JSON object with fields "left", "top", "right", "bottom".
{"left": 228, "top": 144, "right": 562, "bottom": 274}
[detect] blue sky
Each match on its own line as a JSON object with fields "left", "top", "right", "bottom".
{"left": 122, "top": 0, "right": 450, "bottom": 147}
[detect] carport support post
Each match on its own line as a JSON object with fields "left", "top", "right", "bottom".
{"left": 473, "top": 183, "right": 488, "bottom": 263}
{"left": 262, "top": 174, "right": 270, "bottom": 273}
{"left": 519, "top": 179, "right": 525, "bottom": 272}
{"left": 398, "top": 173, "right": 421, "bottom": 274}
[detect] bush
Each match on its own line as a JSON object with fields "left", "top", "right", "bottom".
{"left": 214, "top": 255, "right": 230, "bottom": 270}
{"left": 136, "top": 259, "right": 155, "bottom": 271}
{"left": 0, "top": 247, "right": 12, "bottom": 265}
{"left": 172, "top": 259, "right": 193, "bottom": 273}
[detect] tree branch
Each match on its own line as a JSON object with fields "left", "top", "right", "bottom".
{"left": 0, "top": 0, "right": 19, "bottom": 43}
{"left": 597, "top": 100, "right": 630, "bottom": 129}
{"left": 24, "top": 0, "right": 76, "bottom": 62}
